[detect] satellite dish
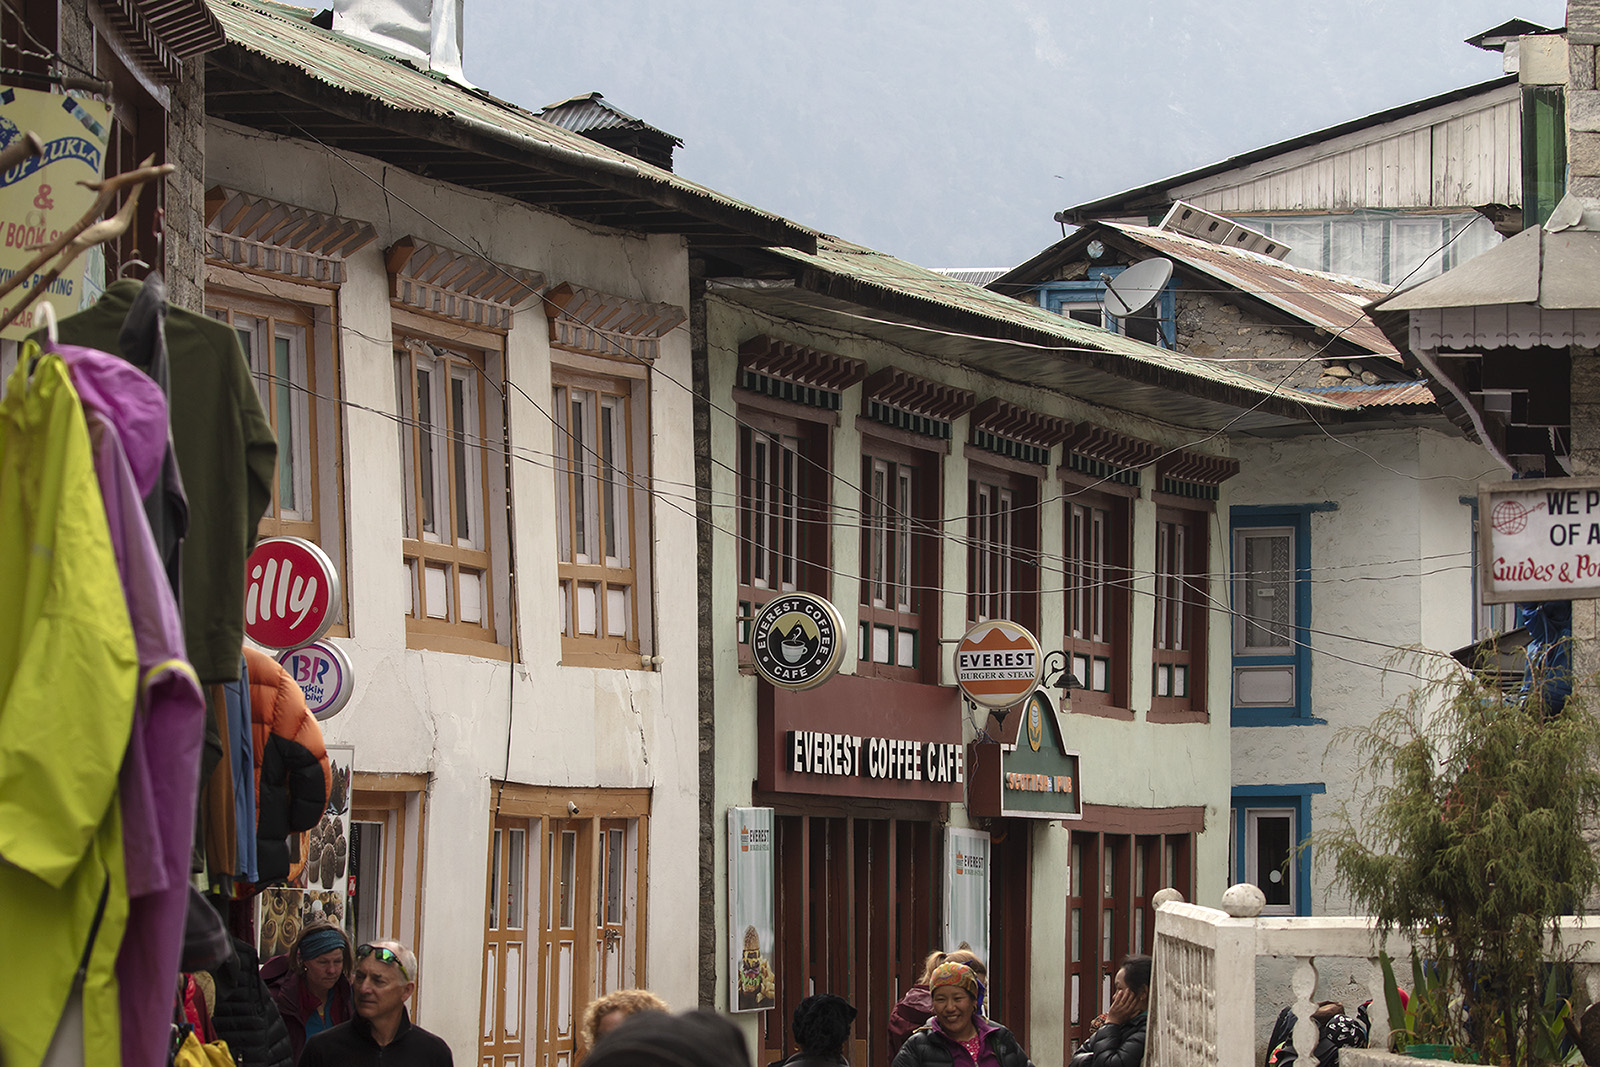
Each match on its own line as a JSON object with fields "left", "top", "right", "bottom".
{"left": 1102, "top": 257, "right": 1173, "bottom": 318}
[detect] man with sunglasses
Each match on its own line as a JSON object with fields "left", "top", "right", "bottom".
{"left": 301, "top": 940, "right": 452, "bottom": 1065}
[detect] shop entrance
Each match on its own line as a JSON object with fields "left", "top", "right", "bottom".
{"left": 480, "top": 788, "right": 649, "bottom": 1067}
{"left": 761, "top": 808, "right": 942, "bottom": 1067}
{"left": 987, "top": 822, "right": 1032, "bottom": 1048}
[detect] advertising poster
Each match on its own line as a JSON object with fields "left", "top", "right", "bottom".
{"left": 1478, "top": 477, "right": 1600, "bottom": 602}
{"left": 944, "top": 827, "right": 990, "bottom": 966}
{"left": 258, "top": 744, "right": 355, "bottom": 959}
{"left": 727, "top": 807, "right": 776, "bottom": 1012}
{"left": 0, "top": 87, "right": 111, "bottom": 338}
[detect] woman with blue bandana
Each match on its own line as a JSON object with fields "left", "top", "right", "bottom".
{"left": 263, "top": 921, "right": 355, "bottom": 1062}
{"left": 891, "top": 961, "right": 1035, "bottom": 1067}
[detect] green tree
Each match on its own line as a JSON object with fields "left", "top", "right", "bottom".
{"left": 1318, "top": 656, "right": 1600, "bottom": 1064}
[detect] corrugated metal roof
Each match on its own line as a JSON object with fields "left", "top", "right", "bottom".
{"left": 1300, "top": 381, "right": 1437, "bottom": 407}
{"left": 749, "top": 236, "right": 1357, "bottom": 427}
{"left": 207, "top": 0, "right": 813, "bottom": 251}
{"left": 538, "top": 92, "right": 683, "bottom": 146}
{"left": 933, "top": 267, "right": 1011, "bottom": 287}
{"left": 1107, "top": 223, "right": 1400, "bottom": 357}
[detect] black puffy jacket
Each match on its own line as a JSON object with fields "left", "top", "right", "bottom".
{"left": 209, "top": 936, "right": 294, "bottom": 1067}
{"left": 891, "top": 1022, "right": 1034, "bottom": 1067}
{"left": 1069, "top": 1012, "right": 1147, "bottom": 1067}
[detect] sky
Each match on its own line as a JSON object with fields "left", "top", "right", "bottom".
{"left": 466, "top": 1, "right": 1568, "bottom": 269}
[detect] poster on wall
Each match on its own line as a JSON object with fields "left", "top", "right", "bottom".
{"left": 0, "top": 87, "right": 112, "bottom": 339}
{"left": 944, "top": 827, "right": 990, "bottom": 967}
{"left": 259, "top": 744, "right": 354, "bottom": 959}
{"left": 728, "top": 807, "right": 777, "bottom": 1012}
{"left": 1478, "top": 477, "right": 1600, "bottom": 602}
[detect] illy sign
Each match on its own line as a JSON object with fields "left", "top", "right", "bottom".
{"left": 245, "top": 537, "right": 340, "bottom": 650}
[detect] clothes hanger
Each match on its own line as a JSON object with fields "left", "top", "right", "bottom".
{"left": 31, "top": 300, "right": 57, "bottom": 346}
{"left": 119, "top": 253, "right": 151, "bottom": 279}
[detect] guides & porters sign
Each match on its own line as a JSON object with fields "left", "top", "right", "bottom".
{"left": 1479, "top": 477, "right": 1600, "bottom": 602}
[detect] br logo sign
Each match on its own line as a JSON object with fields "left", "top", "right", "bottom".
{"left": 749, "top": 592, "right": 846, "bottom": 691}
{"left": 954, "top": 620, "right": 1042, "bottom": 709}
{"left": 245, "top": 537, "right": 340, "bottom": 651}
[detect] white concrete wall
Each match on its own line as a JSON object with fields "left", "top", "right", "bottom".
{"left": 1229, "top": 427, "right": 1492, "bottom": 1057}
{"left": 705, "top": 296, "right": 1239, "bottom": 1066}
{"left": 207, "top": 120, "right": 702, "bottom": 1059}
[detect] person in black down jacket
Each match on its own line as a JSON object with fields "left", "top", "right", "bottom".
{"left": 1070, "top": 954, "right": 1150, "bottom": 1067}
{"left": 586, "top": 1009, "right": 752, "bottom": 1067}
{"left": 891, "top": 961, "right": 1034, "bottom": 1067}
{"left": 772, "top": 993, "right": 857, "bottom": 1066}
{"left": 209, "top": 935, "right": 294, "bottom": 1067}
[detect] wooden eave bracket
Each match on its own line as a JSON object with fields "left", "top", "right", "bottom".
{"left": 970, "top": 397, "right": 1073, "bottom": 448}
{"left": 862, "top": 366, "right": 976, "bottom": 423}
{"left": 544, "top": 281, "right": 685, "bottom": 337}
{"left": 1156, "top": 449, "right": 1242, "bottom": 486}
{"left": 1063, "top": 424, "right": 1162, "bottom": 469}
{"left": 738, "top": 334, "right": 867, "bottom": 392}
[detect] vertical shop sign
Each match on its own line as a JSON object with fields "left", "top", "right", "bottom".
{"left": 0, "top": 88, "right": 111, "bottom": 339}
{"left": 728, "top": 807, "right": 777, "bottom": 1012}
{"left": 944, "top": 827, "right": 990, "bottom": 966}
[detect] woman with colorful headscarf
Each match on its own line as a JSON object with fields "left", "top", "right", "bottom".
{"left": 890, "top": 961, "right": 1034, "bottom": 1067}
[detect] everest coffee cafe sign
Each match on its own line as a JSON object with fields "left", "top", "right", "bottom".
{"left": 953, "top": 620, "right": 1042, "bottom": 708}
{"left": 245, "top": 537, "right": 340, "bottom": 650}
{"left": 749, "top": 592, "right": 847, "bottom": 691}
{"left": 1479, "top": 477, "right": 1600, "bottom": 602}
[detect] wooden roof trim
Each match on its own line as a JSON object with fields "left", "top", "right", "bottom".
{"left": 862, "top": 366, "right": 976, "bottom": 422}
{"left": 206, "top": 186, "right": 378, "bottom": 259}
{"left": 738, "top": 335, "right": 867, "bottom": 392}
{"left": 1157, "top": 449, "right": 1241, "bottom": 486}
{"left": 1064, "top": 424, "right": 1161, "bottom": 468}
{"left": 386, "top": 236, "right": 545, "bottom": 307}
{"left": 970, "top": 397, "right": 1073, "bottom": 447}
{"left": 544, "top": 282, "right": 686, "bottom": 338}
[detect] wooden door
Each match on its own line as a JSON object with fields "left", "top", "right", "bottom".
{"left": 540, "top": 820, "right": 593, "bottom": 1067}
{"left": 481, "top": 818, "right": 531, "bottom": 1067}
{"left": 594, "top": 821, "right": 630, "bottom": 996}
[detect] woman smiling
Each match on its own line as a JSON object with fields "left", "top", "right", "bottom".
{"left": 890, "top": 962, "right": 1035, "bottom": 1067}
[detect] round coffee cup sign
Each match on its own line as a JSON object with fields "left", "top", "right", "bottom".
{"left": 954, "top": 620, "right": 1042, "bottom": 709}
{"left": 276, "top": 640, "right": 355, "bottom": 721}
{"left": 245, "top": 537, "right": 339, "bottom": 651}
{"left": 749, "top": 592, "right": 846, "bottom": 691}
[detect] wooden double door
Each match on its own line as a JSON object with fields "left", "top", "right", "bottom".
{"left": 480, "top": 790, "right": 648, "bottom": 1067}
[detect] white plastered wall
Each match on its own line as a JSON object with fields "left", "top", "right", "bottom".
{"left": 207, "top": 119, "right": 702, "bottom": 1059}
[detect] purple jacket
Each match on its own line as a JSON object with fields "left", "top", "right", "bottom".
{"left": 65, "top": 343, "right": 206, "bottom": 1067}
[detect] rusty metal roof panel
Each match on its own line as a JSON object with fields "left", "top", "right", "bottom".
{"left": 1106, "top": 223, "right": 1399, "bottom": 357}
{"left": 538, "top": 92, "right": 684, "bottom": 146}
{"left": 1299, "top": 381, "right": 1437, "bottom": 406}
{"left": 763, "top": 236, "right": 1354, "bottom": 416}
{"left": 208, "top": 0, "right": 812, "bottom": 250}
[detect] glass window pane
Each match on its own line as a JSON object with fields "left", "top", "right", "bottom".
{"left": 459, "top": 569, "right": 483, "bottom": 625}
{"left": 507, "top": 829, "right": 526, "bottom": 930}
{"left": 577, "top": 582, "right": 599, "bottom": 635}
{"left": 897, "top": 628, "right": 917, "bottom": 668}
{"left": 451, "top": 375, "right": 470, "bottom": 544}
{"left": 424, "top": 563, "right": 450, "bottom": 620}
{"left": 488, "top": 828, "right": 501, "bottom": 930}
{"left": 1253, "top": 813, "right": 1293, "bottom": 907}
{"left": 1242, "top": 531, "right": 1293, "bottom": 650}
{"left": 606, "top": 586, "right": 628, "bottom": 638}
{"left": 605, "top": 829, "right": 624, "bottom": 925}
{"left": 558, "top": 831, "right": 577, "bottom": 928}
{"left": 275, "top": 333, "right": 295, "bottom": 512}
{"left": 416, "top": 366, "right": 436, "bottom": 536}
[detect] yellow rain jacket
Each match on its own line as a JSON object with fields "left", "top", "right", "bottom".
{"left": 0, "top": 353, "right": 137, "bottom": 1067}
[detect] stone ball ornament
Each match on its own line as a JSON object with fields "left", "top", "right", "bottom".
{"left": 1221, "top": 882, "right": 1267, "bottom": 917}
{"left": 1151, "top": 887, "right": 1186, "bottom": 908}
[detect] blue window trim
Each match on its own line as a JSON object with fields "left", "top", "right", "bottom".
{"left": 1233, "top": 783, "right": 1325, "bottom": 917}
{"left": 1034, "top": 268, "right": 1177, "bottom": 349}
{"left": 1230, "top": 503, "right": 1336, "bottom": 726}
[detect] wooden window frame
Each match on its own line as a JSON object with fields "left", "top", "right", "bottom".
{"left": 967, "top": 461, "right": 1041, "bottom": 632}
{"left": 1149, "top": 501, "right": 1210, "bottom": 723}
{"left": 858, "top": 434, "right": 940, "bottom": 683}
{"left": 207, "top": 280, "right": 349, "bottom": 637}
{"left": 395, "top": 319, "right": 505, "bottom": 657}
{"left": 735, "top": 397, "right": 832, "bottom": 663}
{"left": 1062, "top": 474, "right": 1133, "bottom": 717}
{"left": 552, "top": 359, "right": 650, "bottom": 669}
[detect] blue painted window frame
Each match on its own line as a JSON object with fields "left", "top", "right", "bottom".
{"left": 1232, "top": 783, "right": 1324, "bottom": 917}
{"left": 1230, "top": 503, "right": 1335, "bottom": 726}
{"left": 1034, "top": 267, "right": 1177, "bottom": 349}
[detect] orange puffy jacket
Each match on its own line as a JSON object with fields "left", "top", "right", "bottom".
{"left": 245, "top": 647, "right": 330, "bottom": 882}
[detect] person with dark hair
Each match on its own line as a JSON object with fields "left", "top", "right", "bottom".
{"left": 1070, "top": 954, "right": 1150, "bottom": 1067}
{"left": 892, "top": 962, "right": 1034, "bottom": 1067}
{"left": 262, "top": 921, "right": 355, "bottom": 1062}
{"left": 585, "top": 1009, "right": 753, "bottom": 1067}
{"left": 772, "top": 993, "right": 858, "bottom": 1066}
{"left": 888, "top": 949, "right": 988, "bottom": 1057}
